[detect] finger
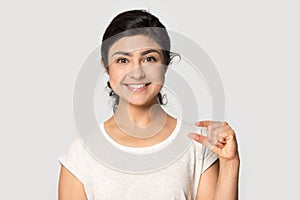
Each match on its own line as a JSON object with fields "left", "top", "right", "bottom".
{"left": 188, "top": 133, "right": 215, "bottom": 151}
{"left": 217, "top": 136, "right": 226, "bottom": 144}
{"left": 206, "top": 126, "right": 223, "bottom": 144}
{"left": 209, "top": 124, "right": 231, "bottom": 139}
{"left": 209, "top": 121, "right": 229, "bottom": 130}
{"left": 187, "top": 133, "right": 206, "bottom": 144}
{"left": 215, "top": 142, "right": 224, "bottom": 149}
{"left": 194, "top": 121, "right": 211, "bottom": 128}
{"left": 218, "top": 131, "right": 236, "bottom": 145}
{"left": 211, "top": 127, "right": 226, "bottom": 142}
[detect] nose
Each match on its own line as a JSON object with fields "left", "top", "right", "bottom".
{"left": 129, "top": 64, "right": 145, "bottom": 79}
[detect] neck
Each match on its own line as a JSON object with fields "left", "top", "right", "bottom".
{"left": 115, "top": 98, "right": 166, "bottom": 126}
{"left": 113, "top": 98, "right": 168, "bottom": 138}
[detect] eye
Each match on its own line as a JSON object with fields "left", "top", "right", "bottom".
{"left": 116, "top": 57, "right": 129, "bottom": 63}
{"left": 143, "top": 56, "right": 157, "bottom": 62}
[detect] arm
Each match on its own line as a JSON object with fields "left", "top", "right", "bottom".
{"left": 58, "top": 165, "right": 88, "bottom": 200}
{"left": 196, "top": 160, "right": 219, "bottom": 199}
{"left": 190, "top": 121, "right": 240, "bottom": 200}
{"left": 196, "top": 157, "right": 239, "bottom": 200}
{"left": 214, "top": 156, "right": 240, "bottom": 200}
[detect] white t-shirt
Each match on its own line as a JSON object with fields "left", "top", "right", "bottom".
{"left": 58, "top": 119, "right": 218, "bottom": 200}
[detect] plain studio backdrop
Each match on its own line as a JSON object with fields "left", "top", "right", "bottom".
{"left": 0, "top": 0, "right": 299, "bottom": 199}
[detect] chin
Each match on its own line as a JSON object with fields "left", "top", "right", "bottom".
{"left": 127, "top": 97, "right": 157, "bottom": 107}
{"left": 128, "top": 100, "right": 150, "bottom": 107}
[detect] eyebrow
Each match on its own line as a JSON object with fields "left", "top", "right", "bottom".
{"left": 111, "top": 49, "right": 161, "bottom": 57}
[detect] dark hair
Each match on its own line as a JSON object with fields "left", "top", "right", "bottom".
{"left": 101, "top": 9, "right": 171, "bottom": 67}
{"left": 101, "top": 10, "right": 177, "bottom": 112}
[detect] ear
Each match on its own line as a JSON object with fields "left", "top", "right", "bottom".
{"left": 101, "top": 58, "right": 109, "bottom": 74}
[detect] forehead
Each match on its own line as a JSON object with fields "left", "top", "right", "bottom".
{"left": 108, "top": 35, "right": 162, "bottom": 56}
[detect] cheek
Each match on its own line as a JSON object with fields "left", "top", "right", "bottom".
{"left": 144, "top": 66, "right": 166, "bottom": 85}
{"left": 109, "top": 69, "right": 127, "bottom": 89}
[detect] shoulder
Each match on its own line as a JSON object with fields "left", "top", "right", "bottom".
{"left": 58, "top": 134, "right": 90, "bottom": 183}
{"left": 58, "top": 164, "right": 88, "bottom": 200}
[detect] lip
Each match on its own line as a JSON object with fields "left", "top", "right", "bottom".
{"left": 123, "top": 82, "right": 151, "bottom": 92}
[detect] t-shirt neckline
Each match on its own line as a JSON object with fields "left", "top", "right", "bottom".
{"left": 99, "top": 119, "right": 182, "bottom": 154}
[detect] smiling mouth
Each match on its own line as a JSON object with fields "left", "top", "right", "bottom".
{"left": 124, "top": 82, "right": 151, "bottom": 90}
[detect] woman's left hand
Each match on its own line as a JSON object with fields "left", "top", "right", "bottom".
{"left": 188, "top": 121, "right": 239, "bottom": 160}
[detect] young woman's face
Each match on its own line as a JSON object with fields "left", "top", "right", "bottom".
{"left": 106, "top": 35, "right": 166, "bottom": 106}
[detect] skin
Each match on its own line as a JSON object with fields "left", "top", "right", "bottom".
{"left": 106, "top": 35, "right": 171, "bottom": 140}
{"left": 58, "top": 166, "right": 88, "bottom": 200}
{"left": 191, "top": 121, "right": 240, "bottom": 200}
{"left": 58, "top": 35, "right": 240, "bottom": 200}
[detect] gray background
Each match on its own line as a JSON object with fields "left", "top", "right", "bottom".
{"left": 0, "top": 0, "right": 299, "bottom": 199}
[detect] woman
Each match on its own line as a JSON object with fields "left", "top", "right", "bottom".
{"left": 58, "top": 10, "right": 239, "bottom": 200}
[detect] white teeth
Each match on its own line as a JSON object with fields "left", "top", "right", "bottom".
{"left": 128, "top": 84, "right": 146, "bottom": 89}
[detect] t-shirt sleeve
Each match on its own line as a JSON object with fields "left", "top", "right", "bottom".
{"left": 197, "top": 145, "right": 219, "bottom": 173}
{"left": 193, "top": 128, "right": 219, "bottom": 199}
{"left": 58, "top": 135, "right": 86, "bottom": 183}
